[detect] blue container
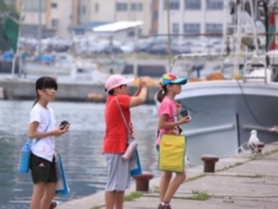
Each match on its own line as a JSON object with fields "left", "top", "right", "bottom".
{"left": 55, "top": 154, "right": 70, "bottom": 196}
{"left": 130, "top": 149, "right": 142, "bottom": 177}
{"left": 18, "top": 141, "right": 31, "bottom": 173}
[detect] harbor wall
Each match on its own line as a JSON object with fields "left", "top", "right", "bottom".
{"left": 0, "top": 79, "right": 159, "bottom": 104}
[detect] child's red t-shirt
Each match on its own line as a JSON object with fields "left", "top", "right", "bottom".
{"left": 102, "top": 94, "right": 131, "bottom": 153}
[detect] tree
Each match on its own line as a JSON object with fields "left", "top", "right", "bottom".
{"left": 0, "top": 0, "right": 19, "bottom": 52}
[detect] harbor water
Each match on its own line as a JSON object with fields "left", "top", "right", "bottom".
{"left": 0, "top": 101, "right": 159, "bottom": 208}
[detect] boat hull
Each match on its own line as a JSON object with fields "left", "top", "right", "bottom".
{"left": 175, "top": 80, "right": 278, "bottom": 165}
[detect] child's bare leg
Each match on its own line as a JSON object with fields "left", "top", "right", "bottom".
{"left": 159, "top": 171, "right": 172, "bottom": 201}
{"left": 40, "top": 182, "right": 56, "bottom": 209}
{"left": 115, "top": 191, "right": 125, "bottom": 209}
{"left": 163, "top": 171, "right": 186, "bottom": 202}
{"left": 30, "top": 183, "right": 45, "bottom": 209}
{"left": 105, "top": 191, "right": 116, "bottom": 209}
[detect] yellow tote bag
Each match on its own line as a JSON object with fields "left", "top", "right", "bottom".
{"left": 158, "top": 134, "right": 186, "bottom": 172}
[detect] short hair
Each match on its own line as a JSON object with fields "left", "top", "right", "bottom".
{"left": 108, "top": 89, "right": 114, "bottom": 95}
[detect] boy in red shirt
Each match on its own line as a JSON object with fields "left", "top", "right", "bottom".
{"left": 103, "top": 74, "right": 147, "bottom": 209}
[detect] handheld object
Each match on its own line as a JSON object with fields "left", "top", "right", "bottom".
{"left": 56, "top": 153, "right": 70, "bottom": 195}
{"left": 122, "top": 140, "right": 138, "bottom": 161}
{"left": 18, "top": 141, "right": 31, "bottom": 173}
{"left": 60, "top": 120, "right": 69, "bottom": 130}
{"left": 181, "top": 109, "right": 190, "bottom": 117}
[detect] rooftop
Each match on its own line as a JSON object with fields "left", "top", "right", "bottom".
{"left": 93, "top": 21, "right": 143, "bottom": 33}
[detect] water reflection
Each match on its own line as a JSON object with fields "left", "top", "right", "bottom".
{"left": 0, "top": 101, "right": 159, "bottom": 208}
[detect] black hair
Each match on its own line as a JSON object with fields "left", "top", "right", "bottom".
{"left": 107, "top": 85, "right": 126, "bottom": 96}
{"left": 108, "top": 89, "right": 114, "bottom": 95}
{"left": 156, "top": 85, "right": 168, "bottom": 103}
{"left": 33, "top": 76, "right": 58, "bottom": 106}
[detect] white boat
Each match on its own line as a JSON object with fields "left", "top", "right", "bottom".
{"left": 157, "top": 0, "right": 278, "bottom": 165}
{"left": 176, "top": 64, "right": 278, "bottom": 165}
{"left": 70, "top": 60, "right": 109, "bottom": 84}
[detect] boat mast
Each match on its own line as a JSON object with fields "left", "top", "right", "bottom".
{"left": 166, "top": 0, "right": 172, "bottom": 68}
{"left": 233, "top": 0, "right": 259, "bottom": 75}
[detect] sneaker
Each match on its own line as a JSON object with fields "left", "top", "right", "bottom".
{"left": 164, "top": 204, "right": 172, "bottom": 209}
{"left": 157, "top": 203, "right": 163, "bottom": 209}
{"left": 157, "top": 203, "right": 172, "bottom": 209}
{"left": 49, "top": 201, "right": 57, "bottom": 209}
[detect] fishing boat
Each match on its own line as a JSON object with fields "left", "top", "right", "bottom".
{"left": 157, "top": 0, "right": 278, "bottom": 165}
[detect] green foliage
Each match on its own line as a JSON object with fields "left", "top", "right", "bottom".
{"left": 184, "top": 173, "right": 207, "bottom": 182}
{"left": 91, "top": 206, "right": 101, "bottom": 209}
{"left": 178, "top": 190, "right": 211, "bottom": 201}
{"left": 0, "top": 0, "right": 19, "bottom": 51}
{"left": 216, "top": 162, "right": 244, "bottom": 172}
{"left": 0, "top": 0, "right": 19, "bottom": 22}
{"left": 188, "top": 190, "right": 211, "bottom": 200}
{"left": 124, "top": 191, "right": 143, "bottom": 201}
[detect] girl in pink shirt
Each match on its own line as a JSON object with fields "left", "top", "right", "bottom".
{"left": 156, "top": 73, "right": 191, "bottom": 209}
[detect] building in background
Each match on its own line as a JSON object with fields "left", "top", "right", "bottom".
{"left": 13, "top": 0, "right": 79, "bottom": 38}
{"left": 8, "top": 0, "right": 238, "bottom": 39}
{"left": 4, "top": 0, "right": 17, "bottom": 5}
{"left": 150, "top": 0, "right": 159, "bottom": 35}
{"left": 78, "top": 0, "right": 152, "bottom": 36}
{"left": 10, "top": 0, "right": 153, "bottom": 37}
{"left": 158, "top": 0, "right": 232, "bottom": 38}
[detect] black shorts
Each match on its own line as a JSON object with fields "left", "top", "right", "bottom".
{"left": 30, "top": 153, "right": 57, "bottom": 184}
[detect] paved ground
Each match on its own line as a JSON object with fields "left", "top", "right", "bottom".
{"left": 57, "top": 142, "right": 278, "bottom": 209}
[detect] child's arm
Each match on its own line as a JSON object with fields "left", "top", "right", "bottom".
{"left": 158, "top": 114, "right": 191, "bottom": 129}
{"left": 28, "top": 121, "right": 69, "bottom": 139}
{"left": 133, "top": 78, "right": 146, "bottom": 97}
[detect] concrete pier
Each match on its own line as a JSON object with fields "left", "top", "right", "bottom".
{"left": 56, "top": 142, "right": 278, "bottom": 209}
{"left": 0, "top": 79, "right": 160, "bottom": 103}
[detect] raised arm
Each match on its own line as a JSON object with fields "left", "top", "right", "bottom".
{"left": 129, "top": 78, "right": 148, "bottom": 108}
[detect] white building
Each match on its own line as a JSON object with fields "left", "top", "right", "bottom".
{"left": 78, "top": 0, "right": 152, "bottom": 36}
{"left": 14, "top": 0, "right": 79, "bottom": 38}
{"left": 158, "top": 0, "right": 232, "bottom": 37}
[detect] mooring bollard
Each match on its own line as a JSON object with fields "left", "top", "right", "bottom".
{"left": 133, "top": 171, "right": 154, "bottom": 192}
{"left": 256, "top": 142, "right": 265, "bottom": 153}
{"left": 249, "top": 142, "right": 265, "bottom": 154}
{"left": 201, "top": 155, "right": 219, "bottom": 173}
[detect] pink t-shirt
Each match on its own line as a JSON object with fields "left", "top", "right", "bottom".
{"left": 156, "top": 96, "right": 179, "bottom": 145}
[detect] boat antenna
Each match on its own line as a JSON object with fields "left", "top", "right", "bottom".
{"left": 37, "top": 0, "right": 42, "bottom": 56}
{"left": 259, "top": 0, "right": 269, "bottom": 67}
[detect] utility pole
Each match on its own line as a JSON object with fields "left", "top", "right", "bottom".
{"left": 133, "top": 0, "right": 138, "bottom": 78}
{"left": 11, "top": 0, "right": 22, "bottom": 78}
{"left": 70, "top": 0, "right": 75, "bottom": 51}
{"left": 37, "top": 0, "right": 42, "bottom": 56}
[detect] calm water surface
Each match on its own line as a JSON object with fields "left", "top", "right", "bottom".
{"left": 0, "top": 101, "right": 159, "bottom": 208}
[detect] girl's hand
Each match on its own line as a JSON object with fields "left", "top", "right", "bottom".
{"left": 52, "top": 124, "right": 70, "bottom": 137}
{"left": 179, "top": 116, "right": 192, "bottom": 125}
{"left": 139, "top": 77, "right": 147, "bottom": 88}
